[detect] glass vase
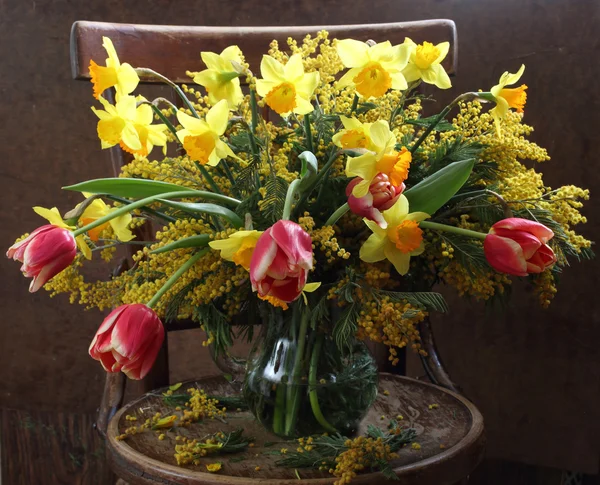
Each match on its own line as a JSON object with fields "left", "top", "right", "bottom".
{"left": 242, "top": 301, "right": 378, "bottom": 438}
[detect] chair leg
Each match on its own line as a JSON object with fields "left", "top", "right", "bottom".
{"left": 419, "top": 317, "right": 462, "bottom": 394}
{"left": 95, "top": 371, "right": 126, "bottom": 439}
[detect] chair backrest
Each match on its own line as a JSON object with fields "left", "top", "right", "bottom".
{"left": 70, "top": 20, "right": 459, "bottom": 436}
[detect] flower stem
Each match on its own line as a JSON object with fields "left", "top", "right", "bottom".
{"left": 410, "top": 92, "right": 479, "bottom": 154}
{"left": 419, "top": 220, "right": 487, "bottom": 240}
{"left": 104, "top": 195, "right": 177, "bottom": 223}
{"left": 308, "top": 335, "right": 337, "bottom": 433}
{"left": 72, "top": 190, "right": 240, "bottom": 237}
{"left": 195, "top": 163, "right": 223, "bottom": 195}
{"left": 325, "top": 203, "right": 349, "bottom": 226}
{"left": 146, "top": 248, "right": 208, "bottom": 309}
{"left": 304, "top": 113, "right": 314, "bottom": 153}
{"left": 273, "top": 383, "right": 286, "bottom": 436}
{"left": 135, "top": 68, "right": 200, "bottom": 119}
{"left": 284, "top": 308, "right": 310, "bottom": 436}
{"left": 282, "top": 179, "right": 302, "bottom": 220}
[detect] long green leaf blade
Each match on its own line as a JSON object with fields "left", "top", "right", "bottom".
{"left": 157, "top": 199, "right": 243, "bottom": 228}
{"left": 63, "top": 178, "right": 196, "bottom": 199}
{"left": 404, "top": 158, "right": 475, "bottom": 215}
{"left": 151, "top": 234, "right": 211, "bottom": 254}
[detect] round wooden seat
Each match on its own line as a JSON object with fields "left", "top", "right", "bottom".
{"left": 107, "top": 373, "right": 484, "bottom": 485}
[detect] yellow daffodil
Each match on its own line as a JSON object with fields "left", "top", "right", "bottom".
{"left": 209, "top": 229, "right": 263, "bottom": 270}
{"left": 79, "top": 194, "right": 134, "bottom": 242}
{"left": 89, "top": 36, "right": 139, "bottom": 99}
{"left": 490, "top": 64, "right": 527, "bottom": 135}
{"left": 359, "top": 195, "right": 429, "bottom": 275}
{"left": 176, "top": 99, "right": 237, "bottom": 166}
{"left": 332, "top": 116, "right": 372, "bottom": 150}
{"left": 91, "top": 95, "right": 168, "bottom": 156}
{"left": 402, "top": 38, "right": 451, "bottom": 89}
{"left": 32, "top": 206, "right": 92, "bottom": 260}
{"left": 345, "top": 121, "right": 411, "bottom": 197}
{"left": 256, "top": 54, "right": 320, "bottom": 115}
{"left": 194, "top": 46, "right": 244, "bottom": 108}
{"left": 336, "top": 39, "right": 411, "bottom": 98}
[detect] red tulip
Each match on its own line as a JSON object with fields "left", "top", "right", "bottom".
{"left": 249, "top": 220, "right": 313, "bottom": 303}
{"left": 89, "top": 304, "right": 164, "bottom": 380}
{"left": 346, "top": 173, "right": 404, "bottom": 228}
{"left": 6, "top": 224, "right": 77, "bottom": 292}
{"left": 484, "top": 218, "right": 557, "bottom": 276}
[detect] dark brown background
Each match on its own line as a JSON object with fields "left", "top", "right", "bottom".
{"left": 1, "top": 0, "right": 598, "bottom": 477}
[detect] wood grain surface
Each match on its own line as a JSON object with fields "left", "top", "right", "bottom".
{"left": 107, "top": 374, "right": 484, "bottom": 484}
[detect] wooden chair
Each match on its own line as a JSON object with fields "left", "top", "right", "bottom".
{"left": 70, "top": 20, "right": 480, "bottom": 484}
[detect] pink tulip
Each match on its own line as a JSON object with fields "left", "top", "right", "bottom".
{"left": 249, "top": 220, "right": 313, "bottom": 303}
{"left": 6, "top": 224, "right": 77, "bottom": 292}
{"left": 89, "top": 304, "right": 164, "bottom": 380}
{"left": 346, "top": 174, "right": 404, "bottom": 228}
{"left": 484, "top": 218, "right": 557, "bottom": 276}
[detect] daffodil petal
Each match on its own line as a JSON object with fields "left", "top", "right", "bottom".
{"left": 434, "top": 42, "right": 450, "bottom": 64}
{"left": 431, "top": 64, "right": 452, "bottom": 89}
{"left": 500, "top": 64, "right": 525, "bottom": 87}
{"left": 220, "top": 45, "right": 242, "bottom": 63}
{"left": 255, "top": 79, "right": 277, "bottom": 97}
{"left": 176, "top": 109, "right": 206, "bottom": 133}
{"left": 295, "top": 71, "right": 320, "bottom": 97}
{"left": 206, "top": 99, "right": 230, "bottom": 136}
{"left": 116, "top": 63, "right": 140, "bottom": 95}
{"left": 369, "top": 120, "right": 391, "bottom": 149}
{"left": 33, "top": 207, "right": 68, "bottom": 228}
{"left": 384, "top": 241, "right": 410, "bottom": 275}
{"left": 201, "top": 51, "right": 226, "bottom": 71}
{"left": 336, "top": 39, "right": 370, "bottom": 68}
{"left": 382, "top": 195, "right": 409, "bottom": 227}
{"left": 284, "top": 54, "right": 304, "bottom": 81}
{"left": 359, "top": 233, "right": 387, "bottom": 263}
{"left": 402, "top": 63, "right": 421, "bottom": 83}
{"left": 260, "top": 55, "right": 285, "bottom": 83}
{"left": 405, "top": 211, "right": 430, "bottom": 223}
{"left": 293, "top": 95, "right": 314, "bottom": 115}
{"left": 121, "top": 123, "right": 142, "bottom": 151}
{"left": 390, "top": 72, "right": 408, "bottom": 90}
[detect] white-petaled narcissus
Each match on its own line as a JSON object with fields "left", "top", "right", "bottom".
{"left": 193, "top": 46, "right": 245, "bottom": 108}
{"left": 89, "top": 36, "right": 140, "bottom": 99}
{"left": 91, "top": 94, "right": 168, "bottom": 157}
{"left": 359, "top": 195, "right": 429, "bottom": 275}
{"left": 345, "top": 120, "right": 411, "bottom": 198}
{"left": 176, "top": 99, "right": 237, "bottom": 166}
{"left": 79, "top": 194, "right": 135, "bottom": 243}
{"left": 489, "top": 64, "right": 527, "bottom": 135}
{"left": 209, "top": 230, "right": 263, "bottom": 271}
{"left": 336, "top": 39, "right": 411, "bottom": 98}
{"left": 402, "top": 38, "right": 451, "bottom": 89}
{"left": 255, "top": 54, "right": 320, "bottom": 115}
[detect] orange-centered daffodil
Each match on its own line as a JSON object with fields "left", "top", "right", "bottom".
{"left": 89, "top": 36, "right": 139, "bottom": 99}
{"left": 209, "top": 230, "right": 263, "bottom": 270}
{"left": 345, "top": 120, "right": 411, "bottom": 197}
{"left": 91, "top": 95, "right": 168, "bottom": 156}
{"left": 255, "top": 54, "right": 320, "bottom": 115}
{"left": 402, "top": 38, "right": 451, "bottom": 89}
{"left": 176, "top": 99, "right": 237, "bottom": 166}
{"left": 193, "top": 46, "right": 244, "bottom": 108}
{"left": 490, "top": 64, "right": 527, "bottom": 135}
{"left": 336, "top": 39, "right": 411, "bottom": 98}
{"left": 79, "top": 194, "right": 134, "bottom": 242}
{"left": 332, "top": 116, "right": 372, "bottom": 150}
{"left": 359, "top": 195, "right": 429, "bottom": 275}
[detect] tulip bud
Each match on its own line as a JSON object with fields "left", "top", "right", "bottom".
{"left": 249, "top": 220, "right": 313, "bottom": 303}
{"left": 89, "top": 304, "right": 165, "bottom": 380}
{"left": 6, "top": 224, "right": 77, "bottom": 292}
{"left": 484, "top": 218, "right": 557, "bottom": 276}
{"left": 346, "top": 173, "right": 404, "bottom": 228}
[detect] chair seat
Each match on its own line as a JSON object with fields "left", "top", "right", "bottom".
{"left": 107, "top": 373, "right": 484, "bottom": 485}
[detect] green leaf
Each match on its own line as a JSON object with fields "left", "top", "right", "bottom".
{"left": 151, "top": 235, "right": 211, "bottom": 254}
{"left": 63, "top": 178, "right": 196, "bottom": 199}
{"left": 406, "top": 115, "right": 454, "bottom": 132}
{"left": 404, "top": 158, "right": 475, "bottom": 215}
{"left": 169, "top": 382, "right": 182, "bottom": 391}
{"left": 373, "top": 290, "right": 448, "bottom": 313}
{"left": 156, "top": 200, "right": 244, "bottom": 228}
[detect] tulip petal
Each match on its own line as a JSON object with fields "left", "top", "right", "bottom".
{"left": 492, "top": 228, "right": 541, "bottom": 260}
{"left": 492, "top": 218, "right": 554, "bottom": 244}
{"left": 484, "top": 234, "right": 528, "bottom": 276}
{"left": 269, "top": 220, "right": 313, "bottom": 271}
{"left": 250, "top": 228, "right": 278, "bottom": 283}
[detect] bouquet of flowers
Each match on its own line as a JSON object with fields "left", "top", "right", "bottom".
{"left": 7, "top": 32, "right": 592, "bottom": 438}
